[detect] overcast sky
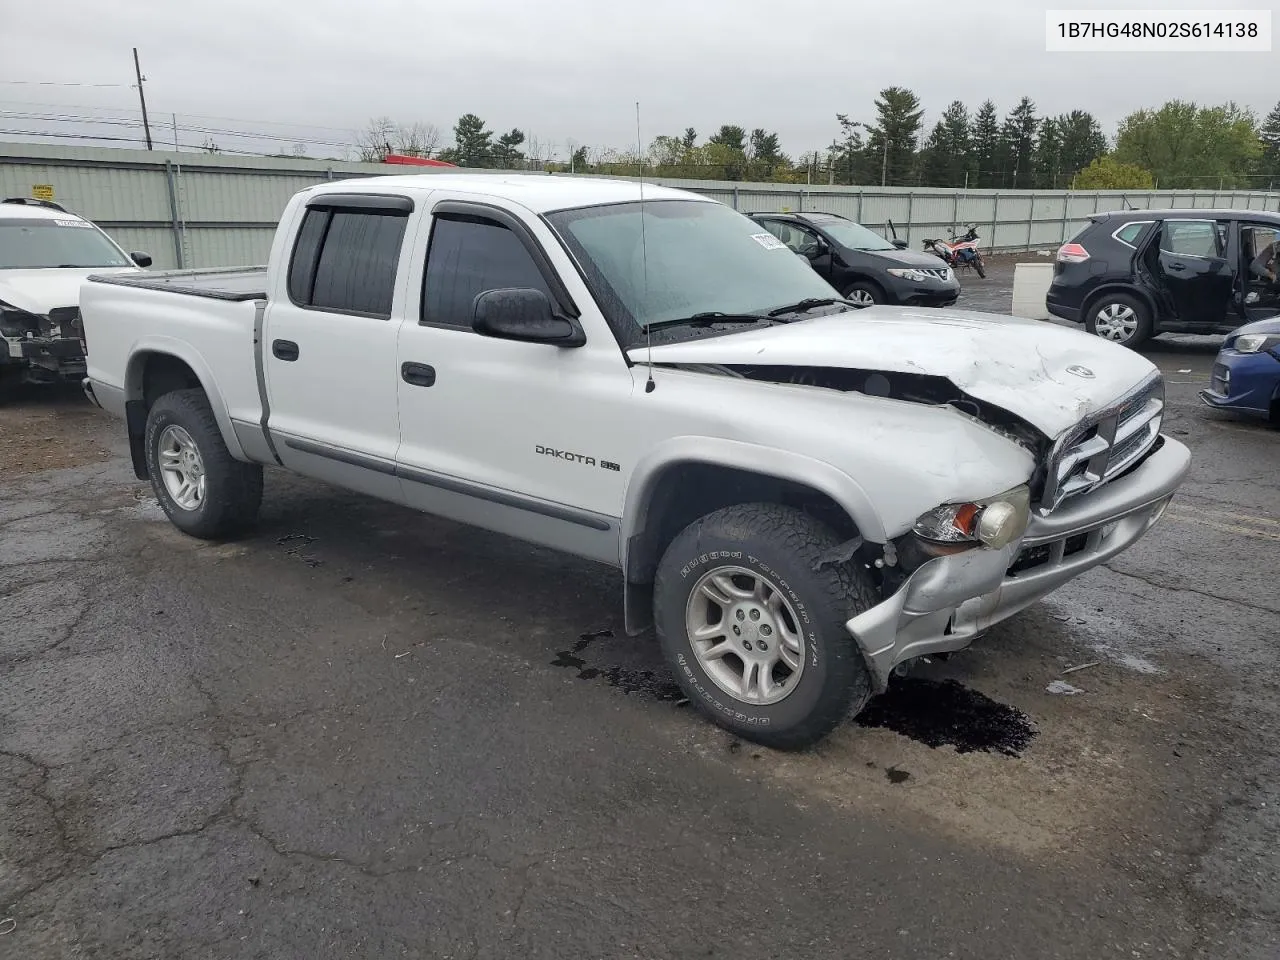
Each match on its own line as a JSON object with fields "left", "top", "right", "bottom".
{"left": 2, "top": 0, "right": 1276, "bottom": 160}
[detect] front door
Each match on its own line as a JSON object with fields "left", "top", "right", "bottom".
{"left": 1150, "top": 218, "right": 1233, "bottom": 326}
{"left": 1239, "top": 221, "right": 1280, "bottom": 321}
{"left": 758, "top": 219, "right": 833, "bottom": 280}
{"left": 263, "top": 191, "right": 419, "bottom": 501}
{"left": 393, "top": 196, "right": 633, "bottom": 564}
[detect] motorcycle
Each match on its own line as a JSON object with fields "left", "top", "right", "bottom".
{"left": 922, "top": 225, "right": 986, "bottom": 279}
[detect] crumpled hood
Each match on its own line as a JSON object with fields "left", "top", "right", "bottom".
{"left": 629, "top": 306, "right": 1161, "bottom": 439}
{"left": 0, "top": 267, "right": 140, "bottom": 315}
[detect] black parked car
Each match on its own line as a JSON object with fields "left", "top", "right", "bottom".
{"left": 1046, "top": 208, "right": 1280, "bottom": 348}
{"left": 749, "top": 212, "right": 961, "bottom": 307}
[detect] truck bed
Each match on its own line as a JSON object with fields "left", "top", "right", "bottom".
{"left": 88, "top": 265, "right": 267, "bottom": 302}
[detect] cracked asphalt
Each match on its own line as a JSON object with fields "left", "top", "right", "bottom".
{"left": 2, "top": 264, "right": 1278, "bottom": 958}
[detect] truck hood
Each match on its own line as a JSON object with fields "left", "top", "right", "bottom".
{"left": 0, "top": 266, "right": 140, "bottom": 315}
{"left": 629, "top": 306, "right": 1160, "bottom": 439}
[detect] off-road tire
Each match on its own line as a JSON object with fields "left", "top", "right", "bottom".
{"left": 653, "top": 503, "right": 879, "bottom": 750}
{"left": 973, "top": 255, "right": 987, "bottom": 279}
{"left": 145, "top": 388, "right": 263, "bottom": 539}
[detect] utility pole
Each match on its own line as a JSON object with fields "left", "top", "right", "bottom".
{"left": 133, "top": 47, "right": 153, "bottom": 150}
{"left": 881, "top": 137, "right": 889, "bottom": 187}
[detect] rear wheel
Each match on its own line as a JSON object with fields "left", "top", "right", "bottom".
{"left": 842, "top": 281, "right": 882, "bottom": 307}
{"left": 653, "top": 503, "right": 878, "bottom": 750}
{"left": 1085, "top": 292, "right": 1152, "bottom": 348}
{"left": 145, "top": 388, "right": 263, "bottom": 539}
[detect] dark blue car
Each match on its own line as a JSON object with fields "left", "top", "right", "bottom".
{"left": 1199, "top": 316, "right": 1280, "bottom": 423}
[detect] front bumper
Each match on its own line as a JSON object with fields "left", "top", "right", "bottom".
{"left": 884, "top": 277, "right": 960, "bottom": 308}
{"left": 847, "top": 435, "right": 1191, "bottom": 691}
{"left": 1197, "top": 349, "right": 1280, "bottom": 417}
{"left": 6, "top": 336, "right": 87, "bottom": 380}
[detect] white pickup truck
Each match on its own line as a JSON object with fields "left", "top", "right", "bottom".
{"left": 80, "top": 174, "right": 1190, "bottom": 748}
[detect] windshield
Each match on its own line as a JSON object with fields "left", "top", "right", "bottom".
{"left": 0, "top": 218, "right": 133, "bottom": 270}
{"left": 811, "top": 218, "right": 897, "bottom": 252}
{"left": 545, "top": 199, "right": 841, "bottom": 343}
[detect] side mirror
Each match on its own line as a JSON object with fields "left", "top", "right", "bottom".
{"left": 471, "top": 288, "right": 585, "bottom": 347}
{"left": 891, "top": 238, "right": 908, "bottom": 250}
{"left": 130, "top": 251, "right": 153, "bottom": 268}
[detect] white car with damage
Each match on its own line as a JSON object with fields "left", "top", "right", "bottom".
{"left": 0, "top": 197, "right": 150, "bottom": 388}
{"left": 78, "top": 175, "right": 1190, "bottom": 748}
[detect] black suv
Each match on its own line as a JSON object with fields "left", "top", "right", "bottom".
{"left": 748, "top": 211, "right": 961, "bottom": 308}
{"left": 1046, "top": 208, "right": 1280, "bottom": 348}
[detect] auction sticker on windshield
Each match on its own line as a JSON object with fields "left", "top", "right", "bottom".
{"left": 750, "top": 232, "right": 786, "bottom": 251}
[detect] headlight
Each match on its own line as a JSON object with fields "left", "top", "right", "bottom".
{"left": 1233, "top": 333, "right": 1280, "bottom": 355}
{"left": 913, "top": 485, "right": 1031, "bottom": 551}
{"left": 0, "top": 300, "right": 42, "bottom": 338}
{"left": 887, "top": 268, "right": 929, "bottom": 283}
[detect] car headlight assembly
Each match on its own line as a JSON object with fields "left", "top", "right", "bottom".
{"left": 0, "top": 300, "right": 42, "bottom": 338}
{"left": 1233, "top": 333, "right": 1280, "bottom": 355}
{"left": 887, "top": 268, "right": 929, "bottom": 283}
{"left": 913, "top": 485, "right": 1031, "bottom": 553}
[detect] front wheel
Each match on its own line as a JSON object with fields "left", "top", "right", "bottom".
{"left": 653, "top": 503, "right": 879, "bottom": 750}
{"left": 972, "top": 255, "right": 987, "bottom": 279}
{"left": 145, "top": 388, "right": 263, "bottom": 539}
{"left": 1085, "top": 292, "right": 1152, "bottom": 349}
{"left": 842, "top": 281, "right": 882, "bottom": 307}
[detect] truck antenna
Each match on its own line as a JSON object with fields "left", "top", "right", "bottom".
{"left": 637, "top": 101, "right": 655, "bottom": 394}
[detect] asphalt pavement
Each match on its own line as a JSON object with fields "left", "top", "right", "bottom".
{"left": 2, "top": 265, "right": 1279, "bottom": 959}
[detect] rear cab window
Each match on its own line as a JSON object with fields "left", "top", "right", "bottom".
{"left": 286, "top": 198, "right": 411, "bottom": 318}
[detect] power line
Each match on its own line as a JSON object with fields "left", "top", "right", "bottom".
{"left": 0, "top": 81, "right": 130, "bottom": 88}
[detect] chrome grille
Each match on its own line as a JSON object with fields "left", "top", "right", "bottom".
{"left": 921, "top": 267, "right": 952, "bottom": 281}
{"left": 1039, "top": 373, "right": 1164, "bottom": 511}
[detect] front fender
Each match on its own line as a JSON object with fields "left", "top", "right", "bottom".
{"left": 621, "top": 435, "right": 888, "bottom": 555}
{"left": 124, "top": 335, "right": 246, "bottom": 461}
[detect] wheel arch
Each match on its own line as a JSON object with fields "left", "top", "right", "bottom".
{"left": 619, "top": 439, "right": 887, "bottom": 636}
{"left": 123, "top": 340, "right": 245, "bottom": 480}
{"left": 1081, "top": 283, "right": 1158, "bottom": 324}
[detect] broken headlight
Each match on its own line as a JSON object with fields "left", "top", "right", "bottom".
{"left": 0, "top": 300, "right": 42, "bottom": 338}
{"left": 913, "top": 484, "right": 1031, "bottom": 552}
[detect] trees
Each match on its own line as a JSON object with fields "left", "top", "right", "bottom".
{"left": 868, "top": 87, "right": 923, "bottom": 185}
{"left": 437, "top": 113, "right": 494, "bottom": 167}
{"left": 1073, "top": 155, "right": 1155, "bottom": 190}
{"left": 1259, "top": 101, "right": 1280, "bottom": 184}
{"left": 920, "top": 101, "right": 972, "bottom": 188}
{"left": 970, "top": 100, "right": 1001, "bottom": 188}
{"left": 1056, "top": 111, "right": 1108, "bottom": 184}
{"left": 492, "top": 129, "right": 526, "bottom": 168}
{"left": 356, "top": 117, "right": 442, "bottom": 161}
{"left": 1001, "top": 97, "right": 1038, "bottom": 189}
{"left": 747, "top": 129, "right": 785, "bottom": 179}
{"left": 1113, "top": 100, "right": 1261, "bottom": 188}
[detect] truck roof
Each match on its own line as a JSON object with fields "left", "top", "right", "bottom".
{"left": 307, "top": 173, "right": 710, "bottom": 214}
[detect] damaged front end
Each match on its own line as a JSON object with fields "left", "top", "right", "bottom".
{"left": 0, "top": 301, "right": 88, "bottom": 384}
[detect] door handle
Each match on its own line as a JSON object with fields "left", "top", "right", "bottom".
{"left": 1167, "top": 262, "right": 1187, "bottom": 271}
{"left": 272, "top": 339, "right": 299, "bottom": 361}
{"left": 401, "top": 362, "right": 436, "bottom": 387}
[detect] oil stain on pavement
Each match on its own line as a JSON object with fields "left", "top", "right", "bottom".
{"left": 854, "top": 677, "right": 1037, "bottom": 757}
{"left": 551, "top": 629, "right": 684, "bottom": 702}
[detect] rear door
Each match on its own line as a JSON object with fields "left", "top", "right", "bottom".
{"left": 262, "top": 191, "right": 421, "bottom": 500}
{"left": 1149, "top": 218, "right": 1233, "bottom": 325}
{"left": 1238, "top": 220, "right": 1280, "bottom": 321}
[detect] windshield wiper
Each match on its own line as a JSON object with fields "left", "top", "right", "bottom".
{"left": 646, "top": 311, "right": 772, "bottom": 331}
{"left": 766, "top": 297, "right": 857, "bottom": 317}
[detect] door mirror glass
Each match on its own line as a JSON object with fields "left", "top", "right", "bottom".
{"left": 130, "top": 251, "right": 153, "bottom": 268}
{"left": 471, "top": 288, "right": 585, "bottom": 346}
